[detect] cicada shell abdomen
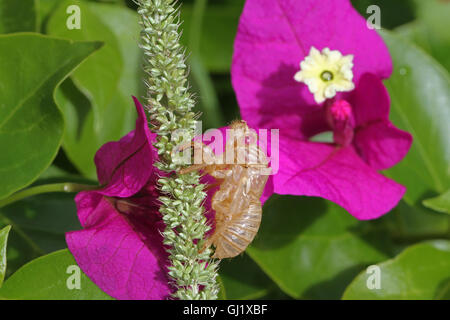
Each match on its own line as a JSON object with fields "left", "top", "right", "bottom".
{"left": 212, "top": 198, "right": 262, "bottom": 259}
{"left": 210, "top": 164, "right": 270, "bottom": 259}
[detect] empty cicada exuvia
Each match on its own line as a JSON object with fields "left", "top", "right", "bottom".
{"left": 179, "top": 120, "right": 271, "bottom": 259}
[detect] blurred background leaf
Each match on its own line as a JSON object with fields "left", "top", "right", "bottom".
{"left": 179, "top": 0, "right": 244, "bottom": 129}
{"left": 1, "top": 161, "right": 98, "bottom": 275}
{"left": 0, "top": 249, "right": 113, "bottom": 299}
{"left": 246, "top": 195, "right": 398, "bottom": 299}
{"left": 181, "top": 0, "right": 244, "bottom": 73}
{"left": 219, "top": 253, "right": 275, "bottom": 300}
{"left": 351, "top": 0, "right": 415, "bottom": 30}
{"left": 381, "top": 200, "right": 450, "bottom": 241}
{"left": 47, "top": 0, "right": 141, "bottom": 178}
{"left": 0, "top": 192, "right": 82, "bottom": 277}
{"left": 342, "top": 240, "right": 450, "bottom": 300}
{"left": 0, "top": 165, "right": 94, "bottom": 278}
{"left": 0, "top": 225, "right": 11, "bottom": 287}
{"left": 38, "top": 0, "right": 60, "bottom": 31}
{"left": 397, "top": 0, "right": 450, "bottom": 72}
{"left": 381, "top": 31, "right": 450, "bottom": 233}
{"left": 423, "top": 190, "right": 450, "bottom": 215}
{"left": 0, "top": 0, "right": 38, "bottom": 34}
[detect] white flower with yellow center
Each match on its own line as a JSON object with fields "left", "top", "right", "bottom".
{"left": 294, "top": 47, "right": 355, "bottom": 104}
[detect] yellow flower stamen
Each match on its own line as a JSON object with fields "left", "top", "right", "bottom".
{"left": 294, "top": 47, "right": 355, "bottom": 104}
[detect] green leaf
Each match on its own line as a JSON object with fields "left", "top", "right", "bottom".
{"left": 382, "top": 200, "right": 450, "bottom": 240}
{"left": 423, "top": 190, "right": 450, "bottom": 215}
{"left": 0, "top": 249, "right": 113, "bottom": 299}
{"left": 342, "top": 241, "right": 450, "bottom": 300}
{"left": 48, "top": 1, "right": 142, "bottom": 178}
{"left": 0, "top": 33, "right": 102, "bottom": 200}
{"left": 246, "top": 195, "right": 395, "bottom": 299}
{"left": 0, "top": 225, "right": 11, "bottom": 287}
{"left": 382, "top": 31, "right": 450, "bottom": 206}
{"left": 350, "top": 0, "right": 415, "bottom": 30}
{"left": 181, "top": 1, "right": 244, "bottom": 73}
{"left": 0, "top": 192, "right": 82, "bottom": 278}
{"left": 377, "top": 30, "right": 450, "bottom": 238}
{"left": 219, "top": 253, "right": 275, "bottom": 300}
{"left": 0, "top": 0, "right": 37, "bottom": 34}
{"left": 397, "top": 0, "right": 450, "bottom": 72}
{"left": 38, "top": 0, "right": 61, "bottom": 32}
{"left": 255, "top": 286, "right": 293, "bottom": 300}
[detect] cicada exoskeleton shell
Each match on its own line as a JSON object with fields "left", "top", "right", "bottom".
{"left": 180, "top": 120, "right": 271, "bottom": 259}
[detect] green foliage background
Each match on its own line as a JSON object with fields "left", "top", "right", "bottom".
{"left": 0, "top": 0, "right": 449, "bottom": 300}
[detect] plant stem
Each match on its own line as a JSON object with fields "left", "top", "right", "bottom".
{"left": 189, "top": 0, "right": 208, "bottom": 55}
{"left": 137, "top": 0, "right": 219, "bottom": 300}
{"left": 0, "top": 183, "right": 97, "bottom": 208}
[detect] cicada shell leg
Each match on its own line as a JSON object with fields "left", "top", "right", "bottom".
{"left": 205, "top": 181, "right": 222, "bottom": 191}
{"left": 178, "top": 141, "right": 219, "bottom": 175}
{"left": 179, "top": 163, "right": 209, "bottom": 175}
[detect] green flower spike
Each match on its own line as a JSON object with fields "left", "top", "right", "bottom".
{"left": 136, "top": 0, "right": 220, "bottom": 300}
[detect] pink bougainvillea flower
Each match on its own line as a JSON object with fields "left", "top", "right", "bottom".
{"left": 66, "top": 97, "right": 171, "bottom": 300}
{"left": 231, "top": 0, "right": 412, "bottom": 219}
